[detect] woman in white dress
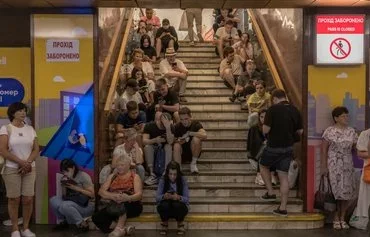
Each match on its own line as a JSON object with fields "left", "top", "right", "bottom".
{"left": 350, "top": 129, "right": 370, "bottom": 230}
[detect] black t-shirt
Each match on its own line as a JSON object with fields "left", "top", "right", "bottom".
{"left": 216, "top": 14, "right": 237, "bottom": 28}
{"left": 264, "top": 101, "right": 302, "bottom": 148}
{"left": 154, "top": 90, "right": 179, "bottom": 113}
{"left": 116, "top": 111, "right": 146, "bottom": 128}
{"left": 174, "top": 121, "right": 203, "bottom": 138}
{"left": 143, "top": 122, "right": 174, "bottom": 143}
{"left": 155, "top": 26, "right": 178, "bottom": 41}
{"left": 141, "top": 46, "right": 157, "bottom": 58}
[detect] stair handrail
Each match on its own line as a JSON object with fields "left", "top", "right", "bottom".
{"left": 104, "top": 9, "right": 134, "bottom": 113}
{"left": 247, "top": 9, "right": 284, "bottom": 91}
{"left": 248, "top": 9, "right": 302, "bottom": 109}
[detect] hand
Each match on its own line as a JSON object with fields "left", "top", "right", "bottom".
{"left": 321, "top": 167, "right": 328, "bottom": 176}
{"left": 119, "top": 193, "right": 131, "bottom": 202}
{"left": 161, "top": 115, "right": 172, "bottom": 129}
{"left": 172, "top": 193, "right": 181, "bottom": 201}
{"left": 155, "top": 104, "right": 162, "bottom": 112}
{"left": 163, "top": 193, "right": 172, "bottom": 200}
{"left": 160, "top": 32, "right": 166, "bottom": 38}
{"left": 65, "top": 183, "right": 80, "bottom": 192}
{"left": 177, "top": 138, "right": 186, "bottom": 145}
{"left": 143, "top": 55, "right": 150, "bottom": 61}
{"left": 130, "top": 163, "right": 136, "bottom": 169}
{"left": 112, "top": 193, "right": 123, "bottom": 203}
{"left": 155, "top": 136, "right": 166, "bottom": 144}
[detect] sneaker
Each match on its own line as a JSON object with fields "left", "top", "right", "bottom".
{"left": 260, "top": 192, "right": 277, "bottom": 201}
{"left": 144, "top": 175, "right": 158, "bottom": 186}
{"left": 20, "top": 229, "right": 36, "bottom": 237}
{"left": 248, "top": 159, "right": 258, "bottom": 171}
{"left": 189, "top": 41, "right": 195, "bottom": 46}
{"left": 190, "top": 162, "right": 199, "bottom": 174}
{"left": 124, "top": 226, "right": 135, "bottom": 236}
{"left": 273, "top": 208, "right": 288, "bottom": 217}
{"left": 272, "top": 175, "right": 278, "bottom": 186}
{"left": 255, "top": 173, "right": 265, "bottom": 186}
{"left": 11, "top": 231, "right": 21, "bottom": 237}
{"left": 197, "top": 33, "right": 204, "bottom": 43}
{"left": 229, "top": 95, "right": 236, "bottom": 102}
{"left": 179, "top": 96, "right": 187, "bottom": 103}
{"left": 3, "top": 218, "right": 23, "bottom": 226}
{"left": 53, "top": 220, "right": 68, "bottom": 231}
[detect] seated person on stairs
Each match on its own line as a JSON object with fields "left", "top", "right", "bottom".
{"left": 143, "top": 112, "right": 174, "bottom": 186}
{"left": 131, "top": 67, "right": 154, "bottom": 106}
{"left": 246, "top": 80, "right": 271, "bottom": 129}
{"left": 113, "top": 128, "right": 146, "bottom": 182}
{"left": 173, "top": 107, "right": 207, "bottom": 174}
{"left": 151, "top": 78, "right": 180, "bottom": 123}
{"left": 116, "top": 101, "right": 146, "bottom": 147}
{"left": 219, "top": 46, "right": 244, "bottom": 89}
{"left": 156, "top": 161, "right": 189, "bottom": 235}
{"left": 155, "top": 18, "right": 179, "bottom": 58}
{"left": 126, "top": 48, "right": 155, "bottom": 82}
{"left": 214, "top": 20, "right": 239, "bottom": 59}
{"left": 159, "top": 47, "right": 188, "bottom": 103}
{"left": 229, "top": 59, "right": 261, "bottom": 103}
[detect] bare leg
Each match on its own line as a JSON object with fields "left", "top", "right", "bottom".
{"left": 22, "top": 196, "right": 34, "bottom": 231}
{"left": 168, "top": 39, "right": 175, "bottom": 48}
{"left": 8, "top": 197, "right": 20, "bottom": 232}
{"left": 260, "top": 165, "right": 274, "bottom": 195}
{"left": 156, "top": 38, "right": 162, "bottom": 57}
{"left": 173, "top": 112, "right": 180, "bottom": 124}
{"left": 339, "top": 200, "right": 349, "bottom": 222}
{"left": 173, "top": 143, "right": 183, "bottom": 165}
{"left": 217, "top": 39, "right": 224, "bottom": 59}
{"left": 116, "top": 214, "right": 127, "bottom": 229}
{"left": 221, "top": 69, "right": 236, "bottom": 89}
{"left": 191, "top": 137, "right": 202, "bottom": 158}
{"left": 277, "top": 171, "right": 289, "bottom": 210}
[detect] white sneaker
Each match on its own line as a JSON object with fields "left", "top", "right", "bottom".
{"left": 144, "top": 175, "right": 158, "bottom": 186}
{"left": 272, "top": 175, "right": 278, "bottom": 186}
{"left": 190, "top": 162, "right": 199, "bottom": 174}
{"left": 248, "top": 159, "right": 258, "bottom": 171}
{"left": 20, "top": 229, "right": 36, "bottom": 237}
{"left": 3, "top": 218, "right": 23, "bottom": 226}
{"left": 11, "top": 231, "right": 21, "bottom": 237}
{"left": 255, "top": 173, "right": 265, "bottom": 186}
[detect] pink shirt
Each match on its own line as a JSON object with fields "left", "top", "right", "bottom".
{"left": 140, "top": 16, "right": 161, "bottom": 28}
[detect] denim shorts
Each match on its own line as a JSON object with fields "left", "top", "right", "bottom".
{"left": 259, "top": 146, "right": 293, "bottom": 173}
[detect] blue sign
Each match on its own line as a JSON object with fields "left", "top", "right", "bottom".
{"left": 0, "top": 78, "right": 25, "bottom": 107}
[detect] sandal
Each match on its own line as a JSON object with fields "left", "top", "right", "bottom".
{"left": 109, "top": 227, "right": 125, "bottom": 237}
{"left": 177, "top": 224, "right": 186, "bottom": 235}
{"left": 333, "top": 221, "right": 342, "bottom": 230}
{"left": 340, "top": 221, "right": 350, "bottom": 229}
{"left": 159, "top": 223, "right": 168, "bottom": 235}
{"left": 124, "top": 226, "right": 135, "bottom": 236}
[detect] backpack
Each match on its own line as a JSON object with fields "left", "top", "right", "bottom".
{"left": 153, "top": 144, "right": 166, "bottom": 177}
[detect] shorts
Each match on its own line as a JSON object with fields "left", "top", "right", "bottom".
{"left": 181, "top": 140, "right": 202, "bottom": 164}
{"left": 259, "top": 146, "right": 293, "bottom": 173}
{"left": 2, "top": 167, "right": 36, "bottom": 198}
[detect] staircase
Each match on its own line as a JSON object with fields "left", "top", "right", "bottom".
{"left": 126, "top": 41, "right": 324, "bottom": 230}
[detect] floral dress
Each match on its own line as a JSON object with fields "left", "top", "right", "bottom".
{"left": 322, "top": 126, "right": 358, "bottom": 200}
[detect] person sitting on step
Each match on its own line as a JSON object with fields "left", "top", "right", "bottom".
{"left": 213, "top": 9, "right": 240, "bottom": 34}
{"left": 143, "top": 112, "right": 174, "bottom": 186}
{"left": 229, "top": 59, "right": 261, "bottom": 103}
{"left": 116, "top": 101, "right": 146, "bottom": 147}
{"left": 173, "top": 107, "right": 207, "bottom": 174}
{"left": 156, "top": 161, "right": 189, "bottom": 235}
{"left": 140, "top": 8, "right": 161, "bottom": 29}
{"left": 126, "top": 48, "right": 155, "bottom": 82}
{"left": 155, "top": 18, "right": 179, "bottom": 59}
{"left": 140, "top": 34, "right": 157, "bottom": 64}
{"left": 214, "top": 20, "right": 239, "bottom": 59}
{"left": 159, "top": 47, "right": 188, "bottom": 103}
{"left": 151, "top": 78, "right": 181, "bottom": 123}
{"left": 92, "top": 155, "right": 142, "bottom": 237}
{"left": 131, "top": 67, "right": 155, "bottom": 106}
{"left": 112, "top": 128, "right": 146, "bottom": 182}
{"left": 219, "top": 46, "right": 244, "bottom": 89}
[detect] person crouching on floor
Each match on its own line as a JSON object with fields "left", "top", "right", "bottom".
{"left": 173, "top": 107, "right": 207, "bottom": 173}
{"left": 156, "top": 161, "right": 189, "bottom": 235}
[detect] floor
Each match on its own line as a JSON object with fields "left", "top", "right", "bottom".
{"left": 0, "top": 225, "right": 368, "bottom": 237}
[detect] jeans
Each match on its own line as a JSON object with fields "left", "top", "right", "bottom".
{"left": 157, "top": 200, "right": 188, "bottom": 222}
{"left": 135, "top": 164, "right": 145, "bottom": 182}
{"left": 186, "top": 8, "right": 202, "bottom": 41}
{"left": 144, "top": 144, "right": 172, "bottom": 174}
{"left": 49, "top": 196, "right": 94, "bottom": 225}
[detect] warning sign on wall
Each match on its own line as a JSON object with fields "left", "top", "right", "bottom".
{"left": 315, "top": 15, "right": 364, "bottom": 65}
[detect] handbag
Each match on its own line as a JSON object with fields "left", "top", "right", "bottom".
{"left": 314, "top": 175, "right": 337, "bottom": 212}
{"left": 363, "top": 162, "right": 370, "bottom": 183}
{"left": 63, "top": 189, "right": 90, "bottom": 207}
{"left": 106, "top": 201, "right": 126, "bottom": 217}
{"left": 0, "top": 125, "right": 12, "bottom": 173}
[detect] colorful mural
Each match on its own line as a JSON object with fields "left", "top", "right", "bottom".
{"left": 33, "top": 14, "right": 94, "bottom": 224}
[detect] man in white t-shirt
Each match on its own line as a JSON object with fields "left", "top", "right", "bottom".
{"left": 219, "top": 46, "right": 245, "bottom": 89}
{"left": 214, "top": 20, "right": 239, "bottom": 59}
{"left": 159, "top": 47, "right": 189, "bottom": 102}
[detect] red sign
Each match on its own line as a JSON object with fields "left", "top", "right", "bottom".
{"left": 316, "top": 15, "right": 364, "bottom": 34}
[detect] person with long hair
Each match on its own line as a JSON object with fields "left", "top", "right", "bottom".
{"left": 140, "top": 34, "right": 157, "bottom": 64}
{"left": 322, "top": 106, "right": 358, "bottom": 229}
{"left": 126, "top": 48, "right": 154, "bottom": 81}
{"left": 49, "top": 159, "right": 95, "bottom": 232}
{"left": 233, "top": 32, "right": 254, "bottom": 61}
{"left": 156, "top": 161, "right": 189, "bottom": 235}
{"left": 0, "top": 102, "right": 39, "bottom": 237}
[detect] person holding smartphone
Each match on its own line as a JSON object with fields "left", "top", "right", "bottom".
{"left": 156, "top": 161, "right": 189, "bottom": 235}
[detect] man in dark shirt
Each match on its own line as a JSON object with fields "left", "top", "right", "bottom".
{"left": 153, "top": 78, "right": 180, "bottom": 123}
{"left": 174, "top": 107, "right": 207, "bottom": 174}
{"left": 116, "top": 101, "right": 146, "bottom": 146}
{"left": 259, "top": 89, "right": 303, "bottom": 217}
{"left": 143, "top": 112, "right": 174, "bottom": 186}
{"left": 213, "top": 9, "right": 240, "bottom": 33}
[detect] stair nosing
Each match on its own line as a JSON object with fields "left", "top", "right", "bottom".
{"left": 145, "top": 183, "right": 296, "bottom": 190}
{"left": 190, "top": 110, "right": 247, "bottom": 113}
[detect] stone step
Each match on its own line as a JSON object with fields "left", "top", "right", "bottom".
{"left": 199, "top": 119, "right": 247, "bottom": 129}
{"left": 143, "top": 183, "right": 297, "bottom": 198}
{"left": 180, "top": 57, "right": 221, "bottom": 64}
{"left": 186, "top": 87, "right": 232, "bottom": 95}
{"left": 183, "top": 170, "right": 255, "bottom": 183}
{"left": 179, "top": 47, "right": 215, "bottom": 52}
{"left": 200, "top": 148, "right": 247, "bottom": 159}
{"left": 192, "top": 111, "right": 248, "bottom": 120}
{"left": 177, "top": 52, "right": 217, "bottom": 58}
{"left": 187, "top": 76, "right": 222, "bottom": 81}
{"left": 141, "top": 197, "right": 303, "bottom": 213}
{"left": 203, "top": 138, "right": 246, "bottom": 149}
{"left": 185, "top": 158, "right": 251, "bottom": 170}
{"left": 187, "top": 81, "right": 225, "bottom": 88}
{"left": 154, "top": 63, "right": 219, "bottom": 69}
{"left": 204, "top": 128, "right": 248, "bottom": 138}
{"left": 178, "top": 41, "right": 214, "bottom": 47}
{"left": 183, "top": 102, "right": 242, "bottom": 112}
{"left": 155, "top": 68, "right": 218, "bottom": 75}
{"left": 185, "top": 95, "right": 232, "bottom": 103}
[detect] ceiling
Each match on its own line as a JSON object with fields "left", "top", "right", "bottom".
{"left": 1, "top": 0, "right": 370, "bottom": 8}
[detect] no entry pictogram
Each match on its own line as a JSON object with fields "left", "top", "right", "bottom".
{"left": 330, "top": 38, "right": 351, "bottom": 60}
